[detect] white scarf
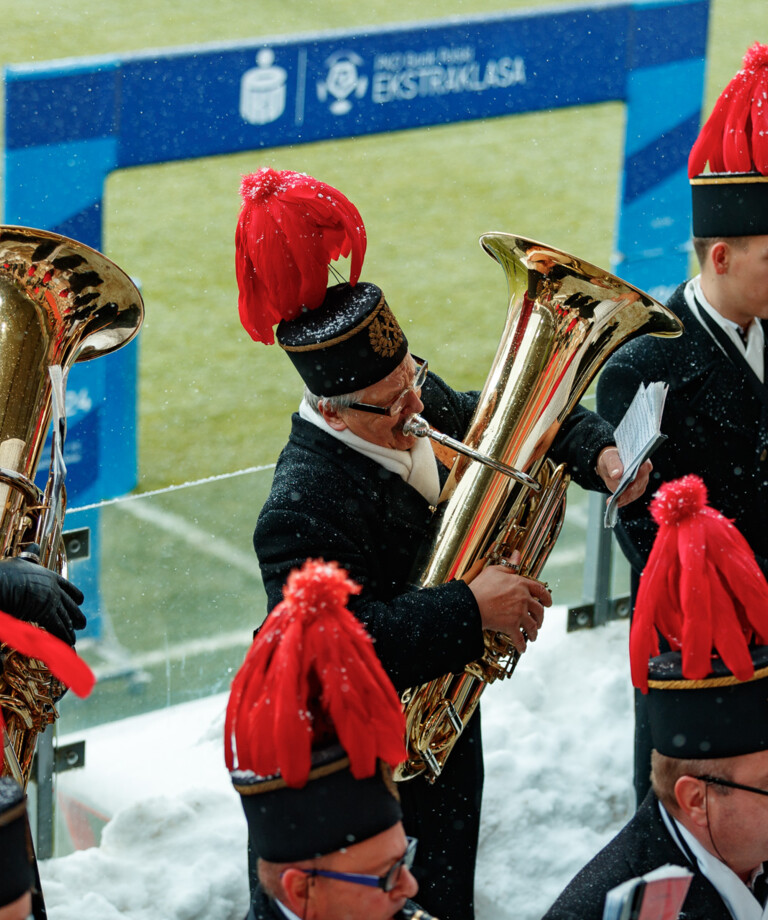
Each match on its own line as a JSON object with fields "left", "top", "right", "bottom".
{"left": 299, "top": 398, "right": 441, "bottom": 506}
{"left": 660, "top": 800, "right": 768, "bottom": 919}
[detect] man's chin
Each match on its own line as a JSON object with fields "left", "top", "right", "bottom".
{"left": 394, "top": 432, "right": 417, "bottom": 451}
{"left": 388, "top": 899, "right": 409, "bottom": 919}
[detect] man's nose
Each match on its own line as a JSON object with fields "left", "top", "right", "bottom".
{"left": 404, "top": 387, "right": 423, "bottom": 415}
{"left": 391, "top": 866, "right": 419, "bottom": 900}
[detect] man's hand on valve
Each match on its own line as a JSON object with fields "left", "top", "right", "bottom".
{"left": 468, "top": 553, "right": 552, "bottom": 654}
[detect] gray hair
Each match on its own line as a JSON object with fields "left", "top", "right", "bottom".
{"left": 304, "top": 385, "right": 363, "bottom": 414}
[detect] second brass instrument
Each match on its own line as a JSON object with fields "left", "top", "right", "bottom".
{"left": 0, "top": 226, "right": 144, "bottom": 787}
{"left": 396, "top": 233, "right": 683, "bottom": 783}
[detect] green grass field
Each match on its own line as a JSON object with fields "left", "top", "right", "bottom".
{"left": 0, "top": 0, "right": 764, "bottom": 752}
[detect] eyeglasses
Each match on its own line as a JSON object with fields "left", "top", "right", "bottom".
{"left": 348, "top": 359, "right": 428, "bottom": 417}
{"left": 697, "top": 775, "right": 768, "bottom": 798}
{"left": 306, "top": 836, "right": 417, "bottom": 892}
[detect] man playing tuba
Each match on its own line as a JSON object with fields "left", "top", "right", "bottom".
{"left": 236, "top": 168, "right": 651, "bottom": 920}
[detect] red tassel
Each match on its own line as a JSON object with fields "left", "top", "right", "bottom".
{"left": 708, "top": 569, "right": 757, "bottom": 682}
{"left": 225, "top": 559, "right": 406, "bottom": 788}
{"left": 630, "top": 538, "right": 665, "bottom": 692}
{"left": 0, "top": 610, "right": 95, "bottom": 698}
{"left": 235, "top": 169, "right": 367, "bottom": 344}
{"left": 689, "top": 43, "right": 768, "bottom": 177}
{"left": 751, "top": 66, "right": 768, "bottom": 173}
{"left": 631, "top": 475, "right": 768, "bottom": 692}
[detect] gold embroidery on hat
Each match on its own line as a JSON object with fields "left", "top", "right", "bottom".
{"left": 647, "top": 663, "right": 768, "bottom": 690}
{"left": 369, "top": 302, "right": 403, "bottom": 357}
{"left": 690, "top": 174, "right": 768, "bottom": 185}
{"left": 233, "top": 756, "right": 351, "bottom": 795}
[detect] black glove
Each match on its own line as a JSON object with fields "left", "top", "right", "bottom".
{"left": 0, "top": 556, "right": 86, "bottom": 646}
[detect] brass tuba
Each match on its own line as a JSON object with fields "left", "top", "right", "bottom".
{"left": 395, "top": 233, "right": 682, "bottom": 783}
{"left": 0, "top": 226, "right": 144, "bottom": 787}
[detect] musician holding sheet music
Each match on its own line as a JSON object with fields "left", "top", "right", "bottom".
{"left": 596, "top": 42, "right": 768, "bottom": 806}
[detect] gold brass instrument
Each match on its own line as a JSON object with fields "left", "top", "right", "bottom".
{"left": 0, "top": 226, "right": 144, "bottom": 787}
{"left": 395, "top": 233, "right": 682, "bottom": 783}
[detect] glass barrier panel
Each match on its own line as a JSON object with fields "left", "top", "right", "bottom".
{"left": 45, "top": 460, "right": 629, "bottom": 855}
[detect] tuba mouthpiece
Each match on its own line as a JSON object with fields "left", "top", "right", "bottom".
{"left": 403, "top": 414, "right": 430, "bottom": 438}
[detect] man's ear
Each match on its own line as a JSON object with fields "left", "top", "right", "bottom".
{"left": 710, "top": 241, "right": 731, "bottom": 275}
{"left": 280, "top": 868, "right": 312, "bottom": 912}
{"left": 674, "top": 775, "right": 709, "bottom": 828}
{"left": 318, "top": 399, "right": 348, "bottom": 432}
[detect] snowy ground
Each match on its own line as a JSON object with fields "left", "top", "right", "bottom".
{"left": 38, "top": 608, "right": 635, "bottom": 920}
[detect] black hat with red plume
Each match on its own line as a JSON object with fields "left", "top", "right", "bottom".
{"left": 688, "top": 42, "right": 768, "bottom": 238}
{"left": 630, "top": 475, "right": 768, "bottom": 759}
{"left": 224, "top": 558, "right": 407, "bottom": 863}
{"left": 235, "top": 168, "right": 408, "bottom": 396}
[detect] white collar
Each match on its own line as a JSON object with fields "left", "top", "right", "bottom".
{"left": 274, "top": 900, "right": 302, "bottom": 920}
{"left": 685, "top": 277, "right": 764, "bottom": 381}
{"left": 659, "top": 800, "right": 768, "bottom": 919}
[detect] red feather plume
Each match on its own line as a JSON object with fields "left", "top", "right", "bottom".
{"left": 235, "top": 168, "right": 367, "bottom": 344}
{"left": 689, "top": 42, "right": 768, "bottom": 177}
{"left": 630, "top": 475, "right": 768, "bottom": 692}
{"left": 224, "top": 559, "right": 406, "bottom": 788}
{"left": 0, "top": 609, "right": 96, "bottom": 735}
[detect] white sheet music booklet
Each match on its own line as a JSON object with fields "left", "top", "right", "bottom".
{"left": 604, "top": 380, "right": 669, "bottom": 529}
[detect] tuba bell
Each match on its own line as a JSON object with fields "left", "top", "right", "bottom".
{"left": 395, "top": 233, "right": 682, "bottom": 783}
{"left": 0, "top": 226, "right": 144, "bottom": 787}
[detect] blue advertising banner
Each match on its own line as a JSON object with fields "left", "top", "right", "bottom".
{"left": 113, "top": 7, "right": 627, "bottom": 165}
{"left": 5, "top": 0, "right": 710, "bottom": 296}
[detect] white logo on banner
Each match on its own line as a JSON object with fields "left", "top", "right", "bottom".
{"left": 239, "top": 49, "right": 287, "bottom": 125}
{"left": 316, "top": 51, "right": 369, "bottom": 115}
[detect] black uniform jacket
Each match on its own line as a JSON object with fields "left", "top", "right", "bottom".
{"left": 542, "top": 791, "right": 734, "bottom": 920}
{"left": 248, "top": 885, "right": 435, "bottom": 920}
{"left": 597, "top": 283, "right": 768, "bottom": 578}
{"left": 254, "top": 372, "right": 614, "bottom": 691}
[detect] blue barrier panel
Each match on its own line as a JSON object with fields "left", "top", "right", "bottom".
{"left": 3, "top": 0, "right": 710, "bottom": 634}
{"left": 615, "top": 0, "right": 710, "bottom": 298}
